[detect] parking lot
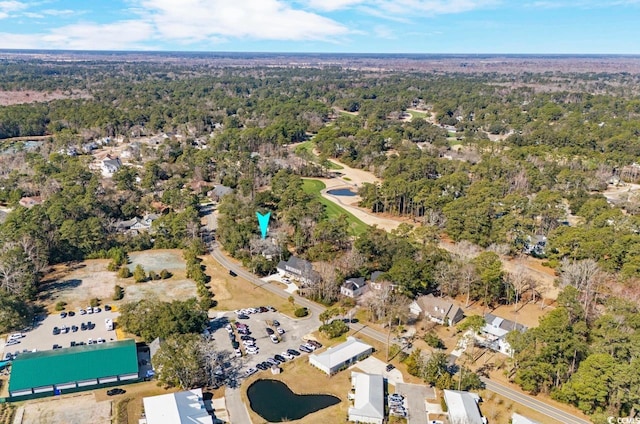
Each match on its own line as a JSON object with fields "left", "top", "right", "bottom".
{"left": 2, "top": 308, "right": 119, "bottom": 359}
{"left": 395, "top": 382, "right": 436, "bottom": 424}
{"left": 208, "top": 307, "right": 320, "bottom": 382}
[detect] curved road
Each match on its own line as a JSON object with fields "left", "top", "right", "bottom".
{"left": 210, "top": 245, "right": 590, "bottom": 424}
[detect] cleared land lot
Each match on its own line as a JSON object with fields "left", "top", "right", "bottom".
{"left": 39, "top": 250, "right": 197, "bottom": 309}
{"left": 18, "top": 394, "right": 112, "bottom": 424}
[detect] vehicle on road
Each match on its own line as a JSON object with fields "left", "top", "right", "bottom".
{"left": 229, "top": 270, "right": 237, "bottom": 277}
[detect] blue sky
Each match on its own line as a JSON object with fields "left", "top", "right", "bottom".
{"left": 1, "top": 0, "right": 639, "bottom": 53}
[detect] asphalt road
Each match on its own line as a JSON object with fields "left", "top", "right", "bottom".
{"left": 210, "top": 245, "right": 591, "bottom": 424}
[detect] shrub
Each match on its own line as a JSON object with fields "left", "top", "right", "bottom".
{"left": 424, "top": 331, "right": 445, "bottom": 349}
{"left": 294, "top": 307, "right": 309, "bottom": 317}
{"left": 160, "top": 269, "right": 172, "bottom": 279}
{"left": 148, "top": 270, "right": 159, "bottom": 281}
{"left": 113, "top": 285, "right": 124, "bottom": 301}
{"left": 118, "top": 266, "right": 132, "bottom": 278}
{"left": 441, "top": 396, "right": 448, "bottom": 412}
{"left": 55, "top": 301, "right": 67, "bottom": 311}
{"left": 133, "top": 264, "right": 147, "bottom": 283}
{"left": 90, "top": 298, "right": 100, "bottom": 307}
{"left": 319, "top": 319, "right": 349, "bottom": 339}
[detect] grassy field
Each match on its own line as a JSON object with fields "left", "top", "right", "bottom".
{"left": 408, "top": 110, "right": 427, "bottom": 119}
{"left": 302, "top": 179, "right": 369, "bottom": 236}
{"left": 294, "top": 140, "right": 343, "bottom": 170}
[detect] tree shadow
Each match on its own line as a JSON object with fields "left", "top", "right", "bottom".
{"left": 38, "top": 279, "right": 82, "bottom": 301}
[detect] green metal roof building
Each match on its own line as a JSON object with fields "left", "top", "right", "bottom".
{"left": 9, "top": 339, "right": 139, "bottom": 398}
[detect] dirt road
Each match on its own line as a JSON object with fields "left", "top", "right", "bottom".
{"left": 319, "top": 159, "right": 559, "bottom": 299}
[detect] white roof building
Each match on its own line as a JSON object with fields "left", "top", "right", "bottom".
{"left": 348, "top": 372, "right": 384, "bottom": 424}
{"left": 443, "top": 389, "right": 486, "bottom": 424}
{"left": 511, "top": 413, "right": 540, "bottom": 424}
{"left": 309, "top": 337, "right": 373, "bottom": 375}
{"left": 142, "top": 388, "right": 211, "bottom": 424}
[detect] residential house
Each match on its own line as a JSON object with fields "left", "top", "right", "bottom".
{"left": 368, "top": 271, "right": 385, "bottom": 291}
{"left": 480, "top": 314, "right": 527, "bottom": 356}
{"left": 207, "top": 184, "right": 233, "bottom": 202}
{"left": 409, "top": 294, "right": 464, "bottom": 326}
{"left": 523, "top": 235, "right": 546, "bottom": 256}
{"left": 115, "top": 214, "right": 159, "bottom": 233}
{"left": 101, "top": 156, "right": 122, "bottom": 177}
{"left": 18, "top": 196, "right": 42, "bottom": 208}
{"left": 276, "top": 256, "right": 320, "bottom": 285}
{"left": 348, "top": 372, "right": 384, "bottom": 424}
{"left": 443, "top": 389, "right": 486, "bottom": 424}
{"left": 309, "top": 337, "right": 373, "bottom": 375}
{"left": 341, "top": 277, "right": 368, "bottom": 298}
{"left": 142, "top": 388, "right": 211, "bottom": 424}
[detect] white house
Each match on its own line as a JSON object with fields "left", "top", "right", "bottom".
{"left": 480, "top": 314, "right": 527, "bottom": 356}
{"left": 101, "top": 156, "right": 122, "bottom": 177}
{"left": 114, "top": 213, "right": 159, "bottom": 233}
{"left": 142, "top": 388, "right": 211, "bottom": 424}
{"left": 443, "top": 389, "right": 486, "bottom": 424}
{"left": 409, "top": 294, "right": 465, "bottom": 326}
{"left": 309, "top": 337, "right": 373, "bottom": 375}
{"left": 348, "top": 372, "right": 384, "bottom": 424}
{"left": 341, "top": 277, "right": 368, "bottom": 298}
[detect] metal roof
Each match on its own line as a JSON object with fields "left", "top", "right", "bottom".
{"left": 9, "top": 339, "right": 138, "bottom": 392}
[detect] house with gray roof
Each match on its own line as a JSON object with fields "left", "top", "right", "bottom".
{"left": 480, "top": 313, "right": 527, "bottom": 356}
{"left": 276, "top": 256, "right": 320, "bottom": 285}
{"left": 341, "top": 277, "right": 368, "bottom": 298}
{"left": 101, "top": 156, "right": 122, "bottom": 177}
{"left": 409, "top": 294, "right": 464, "bottom": 326}
{"left": 207, "top": 184, "right": 233, "bottom": 201}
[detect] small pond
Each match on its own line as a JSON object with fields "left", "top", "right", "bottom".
{"left": 327, "top": 188, "right": 356, "bottom": 197}
{"left": 247, "top": 379, "right": 340, "bottom": 422}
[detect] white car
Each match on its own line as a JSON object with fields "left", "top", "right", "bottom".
{"left": 235, "top": 349, "right": 242, "bottom": 357}
{"left": 245, "top": 367, "right": 258, "bottom": 377}
{"left": 86, "top": 307, "right": 94, "bottom": 314}
{"left": 79, "top": 308, "right": 86, "bottom": 315}
{"left": 270, "top": 335, "right": 279, "bottom": 344}
{"left": 97, "top": 338, "right": 105, "bottom": 344}
{"left": 277, "top": 327, "right": 285, "bottom": 335}
{"left": 246, "top": 349, "right": 259, "bottom": 355}
{"left": 303, "top": 343, "right": 316, "bottom": 351}
{"left": 282, "top": 351, "right": 294, "bottom": 360}
{"left": 8, "top": 333, "right": 25, "bottom": 341}
{"left": 242, "top": 340, "right": 255, "bottom": 347}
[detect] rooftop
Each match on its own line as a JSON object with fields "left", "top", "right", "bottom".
{"left": 309, "top": 337, "right": 372, "bottom": 370}
{"left": 9, "top": 339, "right": 138, "bottom": 392}
{"left": 443, "top": 389, "right": 485, "bottom": 424}
{"left": 349, "top": 372, "right": 384, "bottom": 421}
{"left": 143, "top": 388, "right": 211, "bottom": 424}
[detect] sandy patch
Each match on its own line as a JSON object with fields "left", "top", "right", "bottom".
{"left": 19, "top": 394, "right": 111, "bottom": 424}
{"left": 0, "top": 90, "right": 91, "bottom": 106}
{"left": 123, "top": 277, "right": 197, "bottom": 303}
{"left": 127, "top": 249, "right": 186, "bottom": 272}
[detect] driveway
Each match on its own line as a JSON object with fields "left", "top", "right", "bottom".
{"left": 261, "top": 274, "right": 299, "bottom": 294}
{"left": 395, "top": 383, "right": 436, "bottom": 424}
{"left": 351, "top": 356, "right": 404, "bottom": 385}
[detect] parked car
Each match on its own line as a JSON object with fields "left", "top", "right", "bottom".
{"left": 386, "top": 364, "right": 396, "bottom": 372}
{"left": 235, "top": 348, "right": 242, "bottom": 357}
{"left": 80, "top": 323, "right": 87, "bottom": 331}
{"left": 277, "top": 327, "right": 285, "bottom": 335}
{"left": 270, "top": 335, "right": 279, "bottom": 344}
{"left": 256, "top": 363, "right": 268, "bottom": 370}
{"left": 266, "top": 357, "right": 279, "bottom": 366}
{"left": 266, "top": 328, "right": 275, "bottom": 335}
{"left": 6, "top": 339, "right": 20, "bottom": 346}
{"left": 245, "top": 367, "right": 258, "bottom": 377}
{"left": 107, "top": 388, "right": 126, "bottom": 396}
{"left": 274, "top": 354, "right": 286, "bottom": 363}
{"left": 299, "top": 345, "right": 312, "bottom": 353}
{"left": 68, "top": 311, "right": 75, "bottom": 317}
{"left": 104, "top": 304, "right": 112, "bottom": 311}
{"left": 272, "top": 320, "right": 280, "bottom": 327}
{"left": 86, "top": 307, "right": 93, "bottom": 314}
{"left": 52, "top": 326, "right": 60, "bottom": 335}
{"left": 267, "top": 306, "right": 276, "bottom": 312}
{"left": 388, "top": 393, "right": 404, "bottom": 402}
{"left": 79, "top": 308, "right": 86, "bottom": 315}
{"left": 237, "top": 314, "right": 250, "bottom": 320}
{"left": 71, "top": 325, "right": 79, "bottom": 332}
{"left": 308, "top": 340, "right": 322, "bottom": 348}
{"left": 232, "top": 341, "right": 240, "bottom": 350}
{"left": 287, "top": 349, "right": 300, "bottom": 356}
{"left": 229, "top": 269, "right": 237, "bottom": 277}
{"left": 60, "top": 312, "right": 67, "bottom": 318}
{"left": 242, "top": 340, "right": 255, "bottom": 347}
{"left": 246, "top": 347, "right": 259, "bottom": 355}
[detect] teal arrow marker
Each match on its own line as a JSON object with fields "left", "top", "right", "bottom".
{"left": 256, "top": 211, "right": 271, "bottom": 239}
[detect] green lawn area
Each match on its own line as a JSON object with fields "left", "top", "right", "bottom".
{"left": 408, "top": 110, "right": 427, "bottom": 119}
{"left": 302, "top": 179, "right": 369, "bottom": 236}
{"left": 294, "top": 140, "right": 343, "bottom": 170}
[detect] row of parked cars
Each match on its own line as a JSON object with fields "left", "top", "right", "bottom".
{"left": 244, "top": 339, "right": 323, "bottom": 377}
{"left": 234, "top": 305, "right": 276, "bottom": 320}
{"left": 388, "top": 393, "right": 407, "bottom": 418}
{"left": 52, "top": 321, "right": 96, "bottom": 335}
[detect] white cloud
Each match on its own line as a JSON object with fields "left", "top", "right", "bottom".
{"left": 0, "top": 0, "right": 27, "bottom": 19}
{"left": 138, "top": 0, "right": 350, "bottom": 42}
{"left": 305, "top": 0, "right": 365, "bottom": 12}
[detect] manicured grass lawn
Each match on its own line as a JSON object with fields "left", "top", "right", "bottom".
{"left": 302, "top": 179, "right": 369, "bottom": 236}
{"left": 408, "top": 110, "right": 427, "bottom": 119}
{"left": 295, "top": 140, "right": 343, "bottom": 170}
